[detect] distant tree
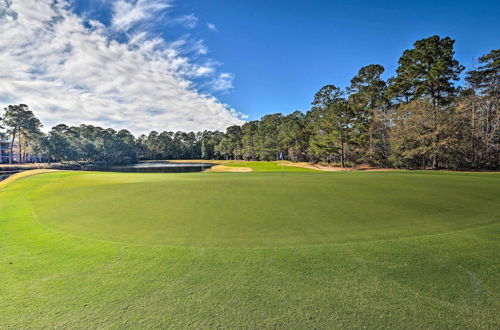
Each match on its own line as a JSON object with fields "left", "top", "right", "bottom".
{"left": 387, "top": 36, "right": 464, "bottom": 107}
{"left": 136, "top": 134, "right": 148, "bottom": 159}
{"left": 1, "top": 104, "right": 42, "bottom": 163}
{"left": 311, "top": 85, "right": 344, "bottom": 110}
{"left": 201, "top": 130, "right": 224, "bottom": 159}
{"left": 115, "top": 129, "right": 138, "bottom": 163}
{"left": 387, "top": 36, "right": 464, "bottom": 168}
{"left": 389, "top": 99, "right": 461, "bottom": 169}
{"left": 156, "top": 131, "right": 173, "bottom": 159}
{"left": 255, "top": 114, "right": 283, "bottom": 160}
{"left": 216, "top": 125, "right": 242, "bottom": 160}
{"left": 461, "top": 49, "right": 500, "bottom": 169}
{"left": 348, "top": 64, "right": 390, "bottom": 165}
{"left": 466, "top": 49, "right": 500, "bottom": 98}
{"left": 145, "top": 131, "right": 160, "bottom": 159}
{"left": 241, "top": 121, "right": 259, "bottom": 160}
{"left": 77, "top": 125, "right": 99, "bottom": 161}
{"left": 19, "top": 124, "right": 44, "bottom": 162}
{"left": 348, "top": 64, "right": 387, "bottom": 109}
{"left": 309, "top": 101, "right": 368, "bottom": 167}
{"left": 307, "top": 85, "right": 345, "bottom": 163}
{"left": 185, "top": 132, "right": 199, "bottom": 159}
{"left": 279, "top": 111, "right": 308, "bottom": 161}
{"left": 214, "top": 139, "right": 230, "bottom": 160}
{"left": 45, "top": 124, "right": 79, "bottom": 162}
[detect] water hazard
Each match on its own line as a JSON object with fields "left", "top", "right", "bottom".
{"left": 0, "top": 162, "right": 215, "bottom": 181}
{"left": 83, "top": 162, "right": 215, "bottom": 173}
{"left": 0, "top": 170, "right": 18, "bottom": 182}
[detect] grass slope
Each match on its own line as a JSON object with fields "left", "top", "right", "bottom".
{"left": 29, "top": 171, "right": 499, "bottom": 247}
{"left": 169, "top": 160, "right": 322, "bottom": 172}
{"left": 220, "top": 161, "right": 320, "bottom": 172}
{"left": 1, "top": 170, "right": 499, "bottom": 328}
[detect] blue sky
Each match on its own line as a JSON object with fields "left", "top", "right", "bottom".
{"left": 174, "top": 0, "right": 500, "bottom": 119}
{"left": 0, "top": 0, "right": 498, "bottom": 133}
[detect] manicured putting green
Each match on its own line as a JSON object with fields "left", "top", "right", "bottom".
{"left": 2, "top": 170, "right": 499, "bottom": 328}
{"left": 30, "top": 171, "right": 500, "bottom": 247}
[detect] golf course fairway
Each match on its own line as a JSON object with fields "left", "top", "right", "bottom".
{"left": 1, "top": 170, "right": 499, "bottom": 328}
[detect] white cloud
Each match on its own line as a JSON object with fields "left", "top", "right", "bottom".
{"left": 207, "top": 22, "right": 218, "bottom": 32}
{"left": 195, "top": 66, "right": 215, "bottom": 76}
{"left": 0, "top": 0, "right": 17, "bottom": 20}
{"left": 192, "top": 39, "right": 208, "bottom": 55}
{"left": 112, "top": 0, "right": 171, "bottom": 32}
{"left": 0, "top": 0, "right": 244, "bottom": 134}
{"left": 176, "top": 13, "right": 198, "bottom": 29}
{"left": 212, "top": 73, "right": 235, "bottom": 92}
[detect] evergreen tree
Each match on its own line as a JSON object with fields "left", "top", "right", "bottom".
{"left": 388, "top": 36, "right": 464, "bottom": 107}
{"left": 348, "top": 64, "right": 390, "bottom": 165}
{"left": 387, "top": 36, "right": 464, "bottom": 168}
{"left": 1, "top": 104, "right": 42, "bottom": 163}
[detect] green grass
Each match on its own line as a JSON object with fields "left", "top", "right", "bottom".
{"left": 1, "top": 170, "right": 499, "bottom": 328}
{"left": 222, "top": 160, "right": 319, "bottom": 172}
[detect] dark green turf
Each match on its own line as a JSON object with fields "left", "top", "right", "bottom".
{"left": 30, "top": 171, "right": 499, "bottom": 247}
{"left": 223, "top": 160, "right": 320, "bottom": 172}
{"left": 0, "top": 171, "right": 499, "bottom": 328}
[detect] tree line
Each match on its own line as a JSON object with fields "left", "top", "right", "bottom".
{"left": 1, "top": 36, "right": 498, "bottom": 170}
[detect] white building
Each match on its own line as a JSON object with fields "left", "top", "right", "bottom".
{"left": 0, "top": 140, "right": 12, "bottom": 163}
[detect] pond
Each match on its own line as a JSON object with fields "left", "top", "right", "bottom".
{"left": 82, "top": 162, "right": 215, "bottom": 173}
{"left": 0, "top": 170, "right": 18, "bottom": 182}
{"left": 0, "top": 162, "right": 216, "bottom": 182}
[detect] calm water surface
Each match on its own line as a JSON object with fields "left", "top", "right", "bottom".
{"left": 0, "top": 171, "right": 18, "bottom": 181}
{"left": 83, "top": 162, "right": 215, "bottom": 173}
{"left": 0, "top": 162, "right": 215, "bottom": 182}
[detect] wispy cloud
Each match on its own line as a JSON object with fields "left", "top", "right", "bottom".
{"left": 212, "top": 73, "right": 234, "bottom": 92}
{"left": 207, "top": 22, "right": 218, "bottom": 32}
{"left": 176, "top": 13, "right": 198, "bottom": 29}
{"left": 111, "top": 0, "right": 171, "bottom": 32}
{"left": 0, "top": 0, "right": 244, "bottom": 134}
